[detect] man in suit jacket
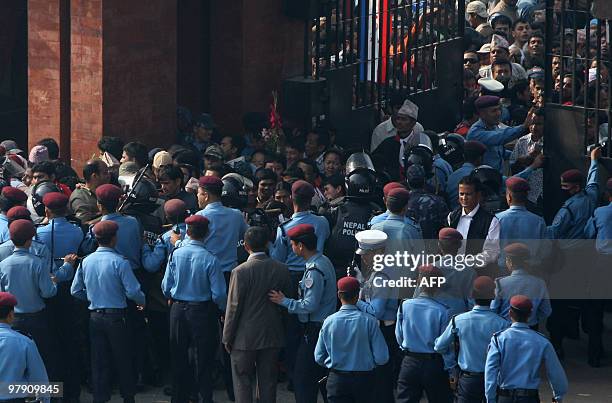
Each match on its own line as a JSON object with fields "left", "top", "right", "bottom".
{"left": 223, "top": 226, "right": 293, "bottom": 403}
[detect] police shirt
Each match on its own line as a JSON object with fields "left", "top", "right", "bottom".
{"left": 485, "top": 323, "right": 568, "bottom": 402}
{"left": 396, "top": 296, "right": 450, "bottom": 354}
{"left": 467, "top": 119, "right": 527, "bottom": 173}
{"left": 71, "top": 246, "right": 145, "bottom": 309}
{"left": 585, "top": 202, "right": 612, "bottom": 255}
{"left": 495, "top": 205, "right": 550, "bottom": 267}
{"left": 0, "top": 239, "right": 72, "bottom": 283}
{"left": 36, "top": 217, "right": 85, "bottom": 281}
{"left": 0, "top": 214, "right": 9, "bottom": 243}
{"left": 356, "top": 267, "right": 399, "bottom": 322}
{"left": 315, "top": 304, "right": 389, "bottom": 371}
{"left": 0, "top": 249, "right": 56, "bottom": 314}
{"left": 142, "top": 223, "right": 187, "bottom": 272}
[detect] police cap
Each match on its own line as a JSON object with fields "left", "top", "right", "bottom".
{"left": 9, "top": 219, "right": 36, "bottom": 244}
{"left": 286, "top": 223, "right": 315, "bottom": 240}
{"left": 464, "top": 141, "right": 487, "bottom": 155}
{"left": 504, "top": 242, "right": 530, "bottom": 258}
{"left": 475, "top": 95, "right": 500, "bottom": 110}
{"left": 185, "top": 215, "right": 210, "bottom": 229}
{"left": 199, "top": 175, "right": 224, "bottom": 191}
{"left": 560, "top": 169, "right": 583, "bottom": 184}
{"left": 0, "top": 292, "right": 17, "bottom": 307}
{"left": 6, "top": 206, "right": 31, "bottom": 221}
{"left": 383, "top": 182, "right": 404, "bottom": 197}
{"left": 1, "top": 187, "right": 27, "bottom": 203}
{"left": 291, "top": 180, "right": 315, "bottom": 199}
{"left": 95, "top": 184, "right": 123, "bottom": 204}
{"left": 355, "top": 229, "right": 387, "bottom": 255}
{"left": 472, "top": 276, "right": 496, "bottom": 299}
{"left": 506, "top": 177, "right": 530, "bottom": 193}
{"left": 164, "top": 199, "right": 187, "bottom": 219}
{"left": 438, "top": 227, "right": 463, "bottom": 241}
{"left": 43, "top": 192, "right": 69, "bottom": 210}
{"left": 510, "top": 295, "right": 533, "bottom": 313}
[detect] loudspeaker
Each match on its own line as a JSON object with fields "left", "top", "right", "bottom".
{"left": 282, "top": 76, "right": 327, "bottom": 130}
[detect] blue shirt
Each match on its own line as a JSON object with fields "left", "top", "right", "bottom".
{"left": 0, "top": 249, "right": 57, "bottom": 313}
{"left": 315, "top": 305, "right": 389, "bottom": 371}
{"left": 161, "top": 239, "right": 227, "bottom": 311}
{"left": 485, "top": 323, "right": 568, "bottom": 402}
{"left": 431, "top": 259, "right": 477, "bottom": 317}
{"left": 368, "top": 210, "right": 420, "bottom": 228}
{"left": 0, "top": 239, "right": 72, "bottom": 281}
{"left": 495, "top": 205, "right": 550, "bottom": 267}
{"left": 142, "top": 223, "right": 187, "bottom": 272}
{"left": 280, "top": 253, "right": 337, "bottom": 323}
{"left": 371, "top": 214, "right": 425, "bottom": 273}
{"left": 585, "top": 202, "right": 612, "bottom": 255}
{"left": 430, "top": 154, "right": 454, "bottom": 195}
{"left": 0, "top": 214, "right": 9, "bottom": 243}
{"left": 0, "top": 323, "right": 49, "bottom": 400}
{"left": 71, "top": 247, "right": 145, "bottom": 309}
{"left": 434, "top": 306, "right": 509, "bottom": 372}
{"left": 36, "top": 217, "right": 84, "bottom": 281}
{"left": 491, "top": 269, "right": 551, "bottom": 326}
{"left": 82, "top": 213, "right": 143, "bottom": 269}
{"left": 467, "top": 119, "right": 527, "bottom": 172}
{"left": 396, "top": 296, "right": 450, "bottom": 354}
{"left": 356, "top": 267, "right": 399, "bottom": 321}
{"left": 548, "top": 160, "right": 599, "bottom": 248}
{"left": 446, "top": 163, "right": 477, "bottom": 210}
{"left": 271, "top": 211, "right": 330, "bottom": 272}
{"left": 197, "top": 202, "right": 248, "bottom": 272}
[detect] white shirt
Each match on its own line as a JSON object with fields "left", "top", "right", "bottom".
{"left": 452, "top": 204, "right": 500, "bottom": 265}
{"left": 247, "top": 252, "right": 267, "bottom": 261}
{"left": 398, "top": 131, "right": 433, "bottom": 169}
{"left": 370, "top": 118, "right": 425, "bottom": 153}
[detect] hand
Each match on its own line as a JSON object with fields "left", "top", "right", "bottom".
{"left": 63, "top": 254, "right": 78, "bottom": 266}
{"left": 268, "top": 290, "right": 286, "bottom": 305}
{"left": 523, "top": 109, "right": 535, "bottom": 129}
{"left": 591, "top": 145, "right": 602, "bottom": 161}
{"left": 170, "top": 231, "right": 181, "bottom": 246}
{"left": 224, "top": 343, "right": 232, "bottom": 354}
{"left": 75, "top": 182, "right": 85, "bottom": 189}
{"left": 530, "top": 153, "right": 545, "bottom": 169}
{"left": 136, "top": 304, "right": 145, "bottom": 311}
{"left": 50, "top": 274, "right": 58, "bottom": 284}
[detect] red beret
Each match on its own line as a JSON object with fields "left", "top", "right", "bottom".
{"left": 164, "top": 199, "right": 187, "bottom": 218}
{"left": 418, "top": 264, "right": 442, "bottom": 277}
{"left": 510, "top": 295, "right": 533, "bottom": 313}
{"left": 607, "top": 177, "right": 612, "bottom": 192}
{"left": 9, "top": 219, "right": 36, "bottom": 244}
{"left": 438, "top": 227, "right": 463, "bottom": 241}
{"left": 504, "top": 242, "right": 530, "bottom": 258}
{"left": 6, "top": 206, "right": 31, "bottom": 221}
{"left": 337, "top": 276, "right": 360, "bottom": 293}
{"left": 95, "top": 184, "right": 123, "bottom": 204}
{"left": 43, "top": 192, "right": 69, "bottom": 210}
{"left": 286, "top": 223, "right": 315, "bottom": 240}
{"left": 185, "top": 215, "right": 210, "bottom": 228}
{"left": 387, "top": 188, "right": 410, "bottom": 203}
{"left": 198, "top": 175, "right": 224, "bottom": 189}
{"left": 383, "top": 182, "right": 405, "bottom": 197}
{"left": 506, "top": 177, "right": 530, "bottom": 193}
{"left": 1, "top": 186, "right": 27, "bottom": 203}
{"left": 472, "top": 276, "right": 496, "bottom": 299}
{"left": 93, "top": 220, "right": 119, "bottom": 238}
{"left": 291, "top": 180, "right": 315, "bottom": 199}
{"left": 0, "top": 292, "right": 17, "bottom": 307}
{"left": 475, "top": 95, "right": 500, "bottom": 110}
{"left": 560, "top": 169, "right": 583, "bottom": 184}
{"left": 463, "top": 141, "right": 487, "bottom": 155}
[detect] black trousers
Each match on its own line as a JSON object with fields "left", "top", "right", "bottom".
{"left": 169, "top": 301, "right": 218, "bottom": 403}
{"left": 12, "top": 309, "right": 60, "bottom": 382}
{"left": 326, "top": 371, "right": 375, "bottom": 403}
{"left": 293, "top": 323, "right": 325, "bottom": 403}
{"left": 396, "top": 354, "right": 452, "bottom": 403}
{"left": 374, "top": 323, "right": 399, "bottom": 403}
{"left": 284, "top": 270, "right": 305, "bottom": 380}
{"left": 221, "top": 271, "right": 235, "bottom": 400}
{"left": 89, "top": 310, "right": 136, "bottom": 402}
{"left": 456, "top": 372, "right": 485, "bottom": 403}
{"left": 498, "top": 395, "right": 539, "bottom": 403}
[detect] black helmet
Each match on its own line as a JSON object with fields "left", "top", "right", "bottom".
{"left": 124, "top": 178, "right": 160, "bottom": 214}
{"left": 221, "top": 173, "right": 252, "bottom": 210}
{"left": 345, "top": 152, "right": 376, "bottom": 198}
{"left": 403, "top": 144, "right": 433, "bottom": 178}
{"left": 439, "top": 133, "right": 465, "bottom": 167}
{"left": 32, "top": 181, "right": 61, "bottom": 217}
{"left": 471, "top": 165, "right": 502, "bottom": 195}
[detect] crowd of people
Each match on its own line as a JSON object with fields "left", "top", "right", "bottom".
{"left": 0, "top": 1, "right": 611, "bottom": 403}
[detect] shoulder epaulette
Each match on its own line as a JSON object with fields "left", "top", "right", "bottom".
{"left": 15, "top": 329, "right": 33, "bottom": 339}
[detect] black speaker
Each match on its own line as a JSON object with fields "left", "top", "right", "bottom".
{"left": 282, "top": 76, "right": 327, "bottom": 130}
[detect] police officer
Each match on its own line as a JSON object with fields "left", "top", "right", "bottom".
{"left": 446, "top": 141, "right": 487, "bottom": 211}
{"left": 269, "top": 224, "right": 337, "bottom": 403}
{"left": 0, "top": 292, "right": 49, "bottom": 401}
{"left": 315, "top": 276, "right": 389, "bottom": 403}
{"left": 546, "top": 146, "right": 601, "bottom": 358}
{"left": 396, "top": 265, "right": 453, "bottom": 403}
{"left": 583, "top": 177, "right": 612, "bottom": 367}
{"left": 353, "top": 229, "right": 398, "bottom": 403}
{"left": 485, "top": 295, "right": 568, "bottom": 403}
{"left": 369, "top": 182, "right": 405, "bottom": 227}
{"left": 491, "top": 243, "right": 551, "bottom": 328}
{"left": 0, "top": 186, "right": 28, "bottom": 242}
{"left": 434, "top": 277, "right": 510, "bottom": 403}
{"left": 162, "top": 215, "right": 227, "bottom": 403}
{"left": 70, "top": 220, "right": 145, "bottom": 403}
{"left": 0, "top": 219, "right": 60, "bottom": 384}
{"left": 495, "top": 177, "right": 549, "bottom": 272}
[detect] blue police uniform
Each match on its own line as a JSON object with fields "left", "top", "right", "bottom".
{"left": 0, "top": 322, "right": 49, "bottom": 401}
{"left": 431, "top": 154, "right": 454, "bottom": 195}
{"left": 395, "top": 296, "right": 453, "bottom": 403}
{"left": 0, "top": 238, "right": 74, "bottom": 283}
{"left": 485, "top": 323, "right": 568, "bottom": 403}
{"left": 495, "top": 206, "right": 549, "bottom": 268}
{"left": 434, "top": 306, "right": 509, "bottom": 403}
{"left": 70, "top": 246, "right": 144, "bottom": 403}
{"left": 371, "top": 213, "right": 425, "bottom": 272}
{"left": 491, "top": 269, "right": 551, "bottom": 327}
{"left": 446, "top": 162, "right": 477, "bottom": 210}
{"left": 280, "top": 252, "right": 337, "bottom": 403}
{"left": 369, "top": 210, "right": 420, "bottom": 228}
{"left": 467, "top": 120, "right": 527, "bottom": 173}
{"left": 36, "top": 217, "right": 84, "bottom": 274}
{"left": 315, "top": 304, "right": 389, "bottom": 403}
{"left": 427, "top": 259, "right": 477, "bottom": 317}
{"left": 585, "top": 202, "right": 612, "bottom": 255}
{"left": 0, "top": 213, "right": 9, "bottom": 243}
{"left": 142, "top": 223, "right": 187, "bottom": 272}
{"left": 161, "top": 238, "right": 227, "bottom": 403}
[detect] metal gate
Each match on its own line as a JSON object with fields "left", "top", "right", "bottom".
{"left": 292, "top": 0, "right": 465, "bottom": 145}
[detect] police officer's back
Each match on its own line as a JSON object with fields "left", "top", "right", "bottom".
{"left": 0, "top": 292, "right": 49, "bottom": 401}
{"left": 315, "top": 277, "right": 389, "bottom": 403}
{"left": 70, "top": 220, "right": 145, "bottom": 403}
{"left": 485, "top": 295, "right": 568, "bottom": 403}
{"left": 435, "top": 277, "right": 509, "bottom": 403}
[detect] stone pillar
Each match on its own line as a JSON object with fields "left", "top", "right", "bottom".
{"left": 209, "top": 0, "right": 304, "bottom": 133}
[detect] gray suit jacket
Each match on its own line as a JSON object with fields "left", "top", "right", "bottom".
{"left": 223, "top": 254, "right": 292, "bottom": 350}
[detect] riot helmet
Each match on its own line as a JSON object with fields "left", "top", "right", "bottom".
{"left": 439, "top": 133, "right": 465, "bottom": 167}
{"left": 123, "top": 178, "right": 160, "bottom": 214}
{"left": 471, "top": 165, "right": 502, "bottom": 195}
{"left": 32, "top": 181, "right": 61, "bottom": 217}
{"left": 402, "top": 144, "right": 434, "bottom": 179}
{"left": 345, "top": 152, "right": 376, "bottom": 198}
{"left": 221, "top": 173, "right": 253, "bottom": 210}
